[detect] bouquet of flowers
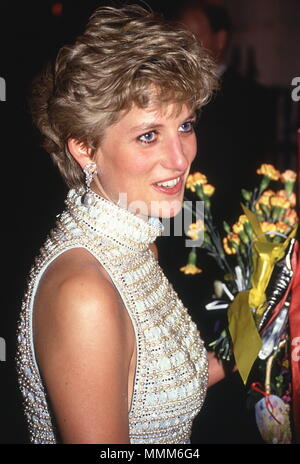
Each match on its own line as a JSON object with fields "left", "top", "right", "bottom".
{"left": 180, "top": 164, "right": 300, "bottom": 444}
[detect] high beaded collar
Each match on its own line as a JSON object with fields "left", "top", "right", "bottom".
{"left": 63, "top": 187, "right": 164, "bottom": 251}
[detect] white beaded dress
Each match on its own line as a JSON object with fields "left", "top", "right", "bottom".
{"left": 16, "top": 188, "right": 208, "bottom": 444}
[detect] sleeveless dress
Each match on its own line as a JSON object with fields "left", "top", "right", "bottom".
{"left": 16, "top": 188, "right": 208, "bottom": 444}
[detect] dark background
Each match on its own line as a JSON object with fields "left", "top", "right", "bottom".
{"left": 0, "top": 0, "right": 299, "bottom": 444}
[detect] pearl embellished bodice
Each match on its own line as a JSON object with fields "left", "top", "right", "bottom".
{"left": 16, "top": 188, "right": 208, "bottom": 444}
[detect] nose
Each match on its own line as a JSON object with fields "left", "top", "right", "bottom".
{"left": 161, "top": 135, "right": 190, "bottom": 172}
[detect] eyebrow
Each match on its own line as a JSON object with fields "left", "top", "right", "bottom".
{"left": 130, "top": 112, "right": 197, "bottom": 133}
{"left": 130, "top": 122, "right": 163, "bottom": 133}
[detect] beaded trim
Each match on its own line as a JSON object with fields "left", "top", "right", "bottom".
{"left": 65, "top": 188, "right": 164, "bottom": 251}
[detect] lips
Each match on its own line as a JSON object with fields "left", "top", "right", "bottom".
{"left": 152, "top": 175, "right": 184, "bottom": 195}
{"left": 155, "top": 176, "right": 181, "bottom": 188}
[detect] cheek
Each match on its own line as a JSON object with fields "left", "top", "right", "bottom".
{"left": 114, "top": 150, "right": 152, "bottom": 181}
{"left": 187, "top": 135, "right": 197, "bottom": 162}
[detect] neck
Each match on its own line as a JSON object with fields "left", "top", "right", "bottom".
{"left": 91, "top": 177, "right": 150, "bottom": 223}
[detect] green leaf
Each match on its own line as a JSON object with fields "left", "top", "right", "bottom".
{"left": 241, "top": 189, "right": 252, "bottom": 202}
{"left": 223, "top": 221, "right": 231, "bottom": 234}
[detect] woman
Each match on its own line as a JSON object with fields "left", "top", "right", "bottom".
{"left": 16, "top": 4, "right": 226, "bottom": 444}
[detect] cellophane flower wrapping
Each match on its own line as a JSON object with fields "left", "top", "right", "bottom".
{"left": 181, "top": 165, "right": 299, "bottom": 444}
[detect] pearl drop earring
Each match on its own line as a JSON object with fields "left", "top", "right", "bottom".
{"left": 82, "top": 162, "right": 97, "bottom": 206}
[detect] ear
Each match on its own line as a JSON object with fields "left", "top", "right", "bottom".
{"left": 67, "top": 138, "right": 92, "bottom": 169}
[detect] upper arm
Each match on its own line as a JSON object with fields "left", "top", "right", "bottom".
{"left": 207, "top": 351, "right": 226, "bottom": 387}
{"left": 33, "top": 259, "right": 133, "bottom": 444}
{"left": 149, "top": 242, "right": 158, "bottom": 260}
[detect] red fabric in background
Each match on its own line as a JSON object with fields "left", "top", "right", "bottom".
{"left": 289, "top": 240, "right": 300, "bottom": 443}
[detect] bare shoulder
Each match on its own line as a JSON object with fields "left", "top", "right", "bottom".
{"left": 34, "top": 247, "right": 132, "bottom": 351}
{"left": 38, "top": 247, "right": 114, "bottom": 291}
{"left": 33, "top": 247, "right": 134, "bottom": 443}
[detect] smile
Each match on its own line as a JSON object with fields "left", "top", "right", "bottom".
{"left": 152, "top": 176, "right": 184, "bottom": 195}
{"left": 155, "top": 176, "right": 181, "bottom": 188}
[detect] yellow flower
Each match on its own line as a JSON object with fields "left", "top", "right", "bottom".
{"left": 187, "top": 229, "right": 199, "bottom": 241}
{"left": 203, "top": 184, "right": 215, "bottom": 197}
{"left": 261, "top": 221, "right": 277, "bottom": 232}
{"left": 263, "top": 189, "right": 276, "bottom": 197}
{"left": 223, "top": 237, "right": 235, "bottom": 255}
{"left": 187, "top": 219, "right": 205, "bottom": 240}
{"left": 258, "top": 190, "right": 275, "bottom": 206}
{"left": 280, "top": 170, "right": 297, "bottom": 183}
{"left": 270, "top": 195, "right": 290, "bottom": 209}
{"left": 277, "top": 189, "right": 296, "bottom": 208}
{"left": 180, "top": 264, "right": 202, "bottom": 274}
{"left": 186, "top": 172, "right": 207, "bottom": 192}
{"left": 230, "top": 233, "right": 241, "bottom": 246}
{"left": 238, "top": 214, "right": 252, "bottom": 237}
{"left": 223, "top": 233, "right": 240, "bottom": 255}
{"left": 284, "top": 209, "right": 298, "bottom": 227}
{"left": 232, "top": 222, "right": 244, "bottom": 234}
{"left": 193, "top": 172, "right": 208, "bottom": 185}
{"left": 257, "top": 164, "right": 280, "bottom": 181}
{"left": 255, "top": 202, "right": 263, "bottom": 215}
{"left": 290, "top": 193, "right": 296, "bottom": 207}
{"left": 261, "top": 221, "right": 277, "bottom": 238}
{"left": 186, "top": 174, "right": 195, "bottom": 191}
{"left": 258, "top": 197, "right": 270, "bottom": 207}
{"left": 238, "top": 214, "right": 249, "bottom": 225}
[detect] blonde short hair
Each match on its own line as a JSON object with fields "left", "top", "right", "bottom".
{"left": 30, "top": 4, "right": 218, "bottom": 188}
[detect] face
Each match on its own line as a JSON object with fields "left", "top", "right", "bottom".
{"left": 181, "top": 9, "right": 220, "bottom": 61}
{"left": 92, "top": 103, "right": 197, "bottom": 219}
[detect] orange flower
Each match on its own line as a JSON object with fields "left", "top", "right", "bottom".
{"left": 203, "top": 184, "right": 215, "bottom": 197}
{"left": 280, "top": 170, "right": 297, "bottom": 183}
{"left": 275, "top": 221, "right": 290, "bottom": 235}
{"left": 237, "top": 214, "right": 252, "bottom": 237}
{"left": 186, "top": 174, "right": 195, "bottom": 191}
{"left": 186, "top": 172, "right": 207, "bottom": 192}
{"left": 232, "top": 222, "right": 244, "bottom": 234}
{"left": 258, "top": 196, "right": 271, "bottom": 207}
{"left": 223, "top": 233, "right": 240, "bottom": 255}
{"left": 290, "top": 194, "right": 296, "bottom": 208}
{"left": 258, "top": 189, "right": 275, "bottom": 206}
{"left": 255, "top": 202, "right": 264, "bottom": 215}
{"left": 229, "top": 233, "right": 240, "bottom": 246}
{"left": 238, "top": 214, "right": 249, "bottom": 225}
{"left": 277, "top": 189, "right": 296, "bottom": 208}
{"left": 257, "top": 164, "right": 280, "bottom": 181}
{"left": 193, "top": 172, "right": 208, "bottom": 185}
{"left": 223, "top": 237, "right": 235, "bottom": 255}
{"left": 180, "top": 264, "right": 202, "bottom": 274}
{"left": 269, "top": 195, "right": 290, "bottom": 209}
{"left": 261, "top": 221, "right": 277, "bottom": 238}
{"left": 284, "top": 209, "right": 298, "bottom": 227}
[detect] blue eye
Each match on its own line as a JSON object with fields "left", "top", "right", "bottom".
{"left": 139, "top": 131, "right": 157, "bottom": 144}
{"left": 179, "top": 121, "right": 195, "bottom": 132}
